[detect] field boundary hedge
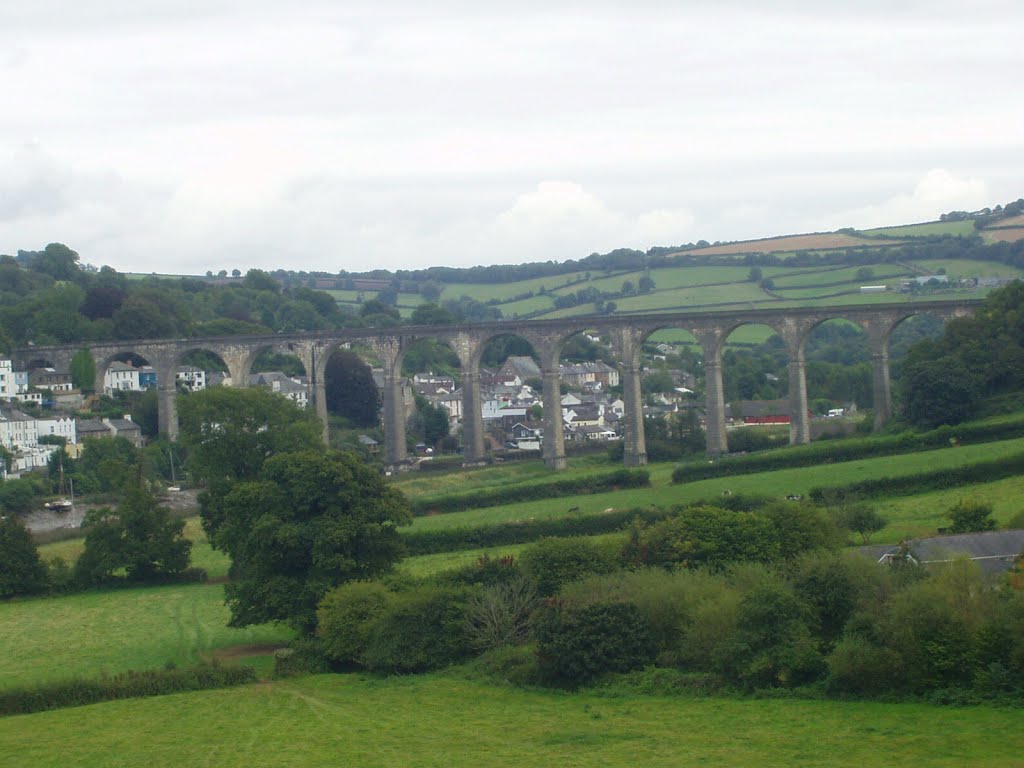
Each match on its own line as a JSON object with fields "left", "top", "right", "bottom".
{"left": 0, "top": 664, "right": 256, "bottom": 717}
{"left": 411, "top": 469, "right": 650, "bottom": 516}
{"left": 672, "top": 421, "right": 1024, "bottom": 484}
{"left": 808, "top": 451, "right": 1024, "bottom": 503}
{"left": 403, "top": 505, "right": 673, "bottom": 555}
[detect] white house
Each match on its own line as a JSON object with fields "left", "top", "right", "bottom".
{"left": 176, "top": 366, "right": 207, "bottom": 392}
{"left": 0, "top": 406, "right": 39, "bottom": 451}
{"left": 36, "top": 415, "right": 77, "bottom": 444}
{"left": 0, "top": 360, "right": 17, "bottom": 400}
{"left": 249, "top": 371, "right": 309, "bottom": 408}
{"left": 104, "top": 361, "right": 141, "bottom": 393}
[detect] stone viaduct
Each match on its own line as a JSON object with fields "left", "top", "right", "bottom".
{"left": 16, "top": 299, "right": 980, "bottom": 470}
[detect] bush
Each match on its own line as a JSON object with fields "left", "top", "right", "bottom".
{"left": 628, "top": 506, "right": 781, "bottom": 571}
{"left": 832, "top": 503, "right": 887, "bottom": 544}
{"left": 946, "top": 498, "right": 997, "bottom": 533}
{"left": 317, "top": 581, "right": 394, "bottom": 666}
{"left": 520, "top": 537, "right": 619, "bottom": 596}
{"left": 467, "top": 644, "right": 542, "bottom": 687}
{"left": 561, "top": 568, "right": 729, "bottom": 668}
{"left": 363, "top": 586, "right": 476, "bottom": 674}
{"left": 435, "top": 553, "right": 523, "bottom": 588}
{"left": 465, "top": 577, "right": 541, "bottom": 651}
{"left": 825, "top": 636, "right": 904, "bottom": 696}
{"left": 532, "top": 600, "right": 657, "bottom": 686}
{"left": 273, "top": 637, "right": 332, "bottom": 678}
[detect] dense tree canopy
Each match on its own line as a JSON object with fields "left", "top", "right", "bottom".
{"left": 212, "top": 449, "right": 412, "bottom": 631}
{"left": 899, "top": 280, "right": 1024, "bottom": 427}
{"left": 74, "top": 484, "right": 192, "bottom": 584}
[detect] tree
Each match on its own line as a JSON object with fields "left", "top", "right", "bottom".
{"left": 210, "top": 449, "right": 412, "bottom": 631}
{"left": 70, "top": 348, "right": 97, "bottom": 393}
{"left": 748, "top": 266, "right": 763, "bottom": 283}
{"left": 74, "top": 484, "right": 192, "bottom": 584}
{"left": 834, "top": 502, "right": 887, "bottom": 544}
{"left": 243, "top": 268, "right": 279, "bottom": 293}
{"left": 28, "top": 243, "right": 80, "bottom": 281}
{"left": 410, "top": 303, "right": 456, "bottom": 326}
{"left": 0, "top": 516, "right": 49, "bottom": 597}
{"left": 899, "top": 357, "right": 982, "bottom": 428}
{"left": 324, "top": 349, "right": 380, "bottom": 427}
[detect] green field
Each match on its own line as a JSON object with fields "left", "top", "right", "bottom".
{"left": 403, "top": 438, "right": 1024, "bottom": 537}
{"left": 1, "top": 674, "right": 1021, "bottom": 768}
{"left": 770, "top": 264, "right": 911, "bottom": 289}
{"left": 904, "top": 259, "right": 1024, "bottom": 280}
{"left": 0, "top": 583, "right": 292, "bottom": 689}
{"left": 861, "top": 220, "right": 977, "bottom": 238}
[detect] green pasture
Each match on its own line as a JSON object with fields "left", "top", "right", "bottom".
{"left": 496, "top": 294, "right": 556, "bottom": 317}
{"left": 647, "top": 325, "right": 777, "bottom": 346}
{"left": 444, "top": 272, "right": 591, "bottom": 303}
{"left": 405, "top": 437, "right": 1024, "bottom": 535}
{"left": 771, "top": 287, "right": 862, "bottom": 300}
{"left": 861, "top": 220, "right": 977, "bottom": 238}
{"left": 874, "top": 472, "right": 1024, "bottom": 541}
{"left": 0, "top": 582, "right": 292, "bottom": 689}
{"left": 904, "top": 259, "right": 1024, "bottom": 280}
{"left": 770, "top": 264, "right": 911, "bottom": 289}
{"left": 2, "top": 674, "right": 1021, "bottom": 768}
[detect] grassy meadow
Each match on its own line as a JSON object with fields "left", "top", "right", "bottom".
{"left": 5, "top": 427, "right": 1024, "bottom": 765}
{"left": 1, "top": 674, "right": 1022, "bottom": 768}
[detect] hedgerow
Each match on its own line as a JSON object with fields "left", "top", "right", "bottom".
{"left": 671, "top": 420, "right": 1024, "bottom": 484}
{"left": 0, "top": 664, "right": 256, "bottom": 717}
{"left": 411, "top": 469, "right": 649, "bottom": 516}
{"left": 808, "top": 451, "right": 1024, "bottom": 503}
{"left": 401, "top": 505, "right": 674, "bottom": 556}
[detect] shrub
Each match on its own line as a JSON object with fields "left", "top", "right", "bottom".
{"left": 467, "top": 644, "right": 542, "bottom": 687}
{"left": 465, "top": 577, "right": 541, "bottom": 651}
{"left": 520, "top": 537, "right": 619, "bottom": 596}
{"left": 630, "top": 506, "right": 781, "bottom": 571}
{"left": 832, "top": 502, "right": 887, "bottom": 544}
{"left": 825, "top": 636, "right": 904, "bottom": 696}
{"left": 273, "top": 637, "right": 331, "bottom": 678}
{"left": 946, "top": 498, "right": 997, "bottom": 533}
{"left": 717, "top": 581, "right": 825, "bottom": 690}
{"left": 436, "top": 553, "right": 523, "bottom": 588}
{"left": 363, "top": 586, "right": 476, "bottom": 674}
{"left": 532, "top": 599, "right": 656, "bottom": 686}
{"left": 317, "top": 581, "right": 394, "bottom": 666}
{"left": 561, "top": 568, "right": 729, "bottom": 667}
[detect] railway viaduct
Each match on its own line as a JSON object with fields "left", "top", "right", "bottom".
{"left": 16, "top": 299, "right": 980, "bottom": 470}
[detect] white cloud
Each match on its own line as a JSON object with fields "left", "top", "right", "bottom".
{"left": 814, "top": 170, "right": 992, "bottom": 230}
{"left": 0, "top": 3, "right": 1022, "bottom": 272}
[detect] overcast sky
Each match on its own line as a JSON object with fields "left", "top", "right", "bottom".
{"left": 1, "top": 1, "right": 1022, "bottom": 276}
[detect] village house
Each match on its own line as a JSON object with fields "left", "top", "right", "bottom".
{"left": 249, "top": 371, "right": 309, "bottom": 408}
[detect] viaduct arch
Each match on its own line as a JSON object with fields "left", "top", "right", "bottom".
{"left": 17, "top": 300, "right": 980, "bottom": 470}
